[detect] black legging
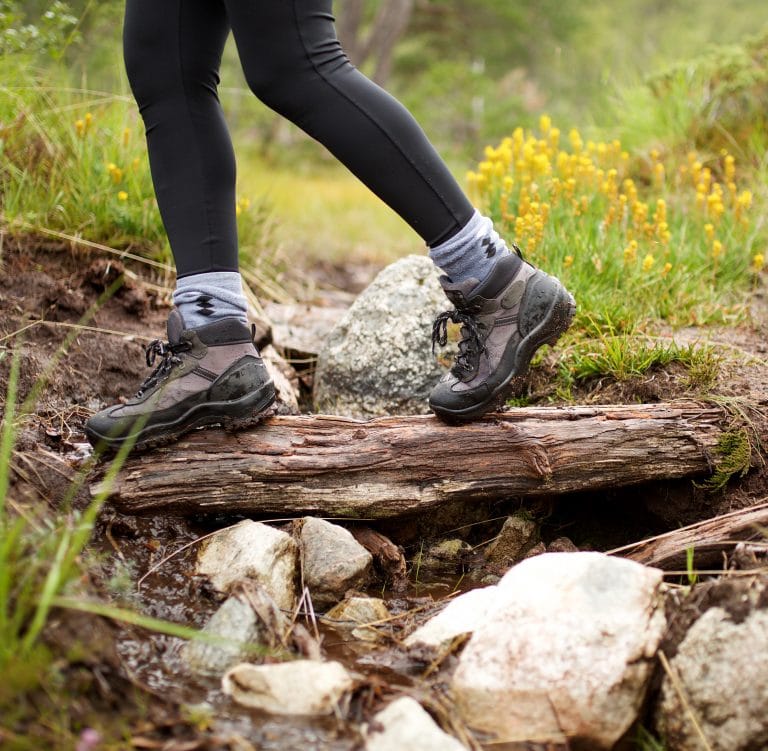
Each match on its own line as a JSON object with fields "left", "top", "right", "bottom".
{"left": 123, "top": 0, "right": 475, "bottom": 277}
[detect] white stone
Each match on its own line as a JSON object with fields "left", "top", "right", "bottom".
{"left": 222, "top": 660, "right": 353, "bottom": 716}
{"left": 326, "top": 596, "right": 390, "bottom": 642}
{"left": 300, "top": 517, "right": 372, "bottom": 609}
{"left": 452, "top": 552, "right": 666, "bottom": 749}
{"left": 196, "top": 520, "right": 298, "bottom": 611}
{"left": 656, "top": 607, "right": 768, "bottom": 751}
{"left": 313, "top": 255, "right": 453, "bottom": 418}
{"left": 182, "top": 595, "right": 260, "bottom": 677}
{"left": 404, "top": 586, "right": 498, "bottom": 648}
{"left": 365, "top": 697, "right": 468, "bottom": 751}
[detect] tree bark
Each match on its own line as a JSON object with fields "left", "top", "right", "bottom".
{"left": 335, "top": 0, "right": 416, "bottom": 85}
{"left": 98, "top": 402, "right": 733, "bottom": 518}
{"left": 336, "top": 0, "right": 366, "bottom": 63}
{"left": 611, "top": 501, "right": 768, "bottom": 570}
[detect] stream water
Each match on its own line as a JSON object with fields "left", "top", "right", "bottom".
{"left": 96, "top": 513, "right": 462, "bottom": 749}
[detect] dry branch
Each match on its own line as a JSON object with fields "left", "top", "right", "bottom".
{"left": 97, "top": 402, "right": 733, "bottom": 519}
{"left": 613, "top": 500, "right": 768, "bottom": 569}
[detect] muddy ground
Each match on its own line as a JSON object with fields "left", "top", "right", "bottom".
{"left": 2, "top": 240, "right": 768, "bottom": 750}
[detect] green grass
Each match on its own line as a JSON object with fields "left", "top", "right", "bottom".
{"left": 236, "top": 148, "right": 419, "bottom": 267}
{"left": 0, "top": 59, "right": 274, "bottom": 273}
{"left": 543, "top": 316, "right": 723, "bottom": 402}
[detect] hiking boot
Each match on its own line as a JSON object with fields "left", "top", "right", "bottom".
{"left": 85, "top": 309, "right": 276, "bottom": 451}
{"left": 429, "top": 250, "right": 575, "bottom": 422}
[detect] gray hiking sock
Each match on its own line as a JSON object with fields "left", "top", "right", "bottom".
{"left": 428, "top": 210, "right": 517, "bottom": 285}
{"left": 173, "top": 271, "right": 249, "bottom": 330}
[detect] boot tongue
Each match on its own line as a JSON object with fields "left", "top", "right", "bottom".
{"left": 440, "top": 276, "right": 480, "bottom": 309}
{"left": 166, "top": 308, "right": 186, "bottom": 345}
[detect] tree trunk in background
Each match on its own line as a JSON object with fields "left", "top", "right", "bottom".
{"left": 336, "top": 0, "right": 366, "bottom": 62}
{"left": 336, "top": 0, "right": 416, "bottom": 86}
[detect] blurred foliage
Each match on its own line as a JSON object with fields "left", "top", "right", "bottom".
{"left": 0, "top": 0, "right": 77, "bottom": 56}
{"left": 2, "top": 0, "right": 767, "bottom": 160}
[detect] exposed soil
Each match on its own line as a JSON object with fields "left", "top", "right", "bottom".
{"left": 3, "top": 240, "right": 768, "bottom": 750}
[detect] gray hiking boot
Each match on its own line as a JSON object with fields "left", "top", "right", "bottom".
{"left": 429, "top": 250, "right": 575, "bottom": 421}
{"left": 85, "top": 309, "right": 276, "bottom": 451}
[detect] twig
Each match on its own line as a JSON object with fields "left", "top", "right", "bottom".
{"left": 0, "top": 319, "right": 153, "bottom": 345}
{"left": 658, "top": 650, "right": 714, "bottom": 751}
{"left": 2, "top": 219, "right": 174, "bottom": 272}
{"left": 606, "top": 498, "right": 768, "bottom": 556}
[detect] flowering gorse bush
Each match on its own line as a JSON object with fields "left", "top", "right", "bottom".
{"left": 467, "top": 116, "right": 762, "bottom": 327}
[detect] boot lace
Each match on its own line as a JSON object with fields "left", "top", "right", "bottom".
{"left": 135, "top": 339, "right": 191, "bottom": 397}
{"left": 432, "top": 309, "right": 487, "bottom": 379}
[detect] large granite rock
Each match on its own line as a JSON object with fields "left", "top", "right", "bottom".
{"left": 196, "top": 520, "right": 298, "bottom": 611}
{"left": 451, "top": 552, "right": 666, "bottom": 748}
{"left": 313, "top": 255, "right": 450, "bottom": 418}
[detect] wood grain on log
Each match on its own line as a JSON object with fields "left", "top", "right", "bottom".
{"left": 98, "top": 402, "right": 729, "bottom": 518}
{"left": 612, "top": 500, "right": 768, "bottom": 569}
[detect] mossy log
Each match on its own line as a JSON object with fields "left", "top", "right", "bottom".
{"left": 97, "top": 402, "right": 737, "bottom": 518}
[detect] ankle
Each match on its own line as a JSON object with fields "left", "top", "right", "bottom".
{"left": 428, "top": 210, "right": 514, "bottom": 285}
{"left": 173, "top": 271, "right": 249, "bottom": 330}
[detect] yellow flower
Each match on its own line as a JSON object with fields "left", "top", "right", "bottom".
{"left": 712, "top": 240, "right": 723, "bottom": 260}
{"left": 752, "top": 253, "right": 764, "bottom": 273}
{"left": 75, "top": 119, "right": 85, "bottom": 137}
{"left": 642, "top": 254, "right": 655, "bottom": 272}
{"left": 117, "top": 190, "right": 128, "bottom": 201}
{"left": 704, "top": 223, "right": 715, "bottom": 241}
{"left": 737, "top": 190, "right": 753, "bottom": 210}
{"left": 662, "top": 262, "right": 672, "bottom": 277}
{"left": 123, "top": 127, "right": 131, "bottom": 147}
{"left": 563, "top": 255, "right": 574, "bottom": 268}
{"left": 539, "top": 114, "right": 552, "bottom": 135}
{"left": 623, "top": 240, "right": 638, "bottom": 264}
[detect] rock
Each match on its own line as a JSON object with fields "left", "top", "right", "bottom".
{"left": 452, "top": 552, "right": 666, "bottom": 748}
{"left": 523, "top": 541, "right": 547, "bottom": 558}
{"left": 486, "top": 514, "right": 539, "bottom": 566}
{"left": 365, "top": 696, "right": 468, "bottom": 751}
{"left": 419, "top": 539, "right": 471, "bottom": 573}
{"left": 655, "top": 606, "right": 768, "bottom": 751}
{"left": 313, "top": 255, "right": 451, "bottom": 418}
{"left": 405, "top": 586, "right": 498, "bottom": 649}
{"left": 264, "top": 302, "right": 347, "bottom": 360}
{"left": 261, "top": 344, "right": 300, "bottom": 415}
{"left": 300, "top": 517, "right": 372, "bottom": 609}
{"left": 326, "top": 596, "right": 390, "bottom": 642}
{"left": 547, "top": 536, "right": 579, "bottom": 553}
{"left": 222, "top": 660, "right": 353, "bottom": 716}
{"left": 196, "top": 520, "right": 298, "bottom": 611}
{"left": 182, "top": 595, "right": 260, "bottom": 676}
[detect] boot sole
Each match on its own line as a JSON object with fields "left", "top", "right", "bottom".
{"left": 86, "top": 385, "right": 277, "bottom": 454}
{"left": 430, "top": 285, "right": 576, "bottom": 423}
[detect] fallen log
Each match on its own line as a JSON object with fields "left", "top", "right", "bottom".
{"left": 611, "top": 500, "right": 768, "bottom": 570}
{"left": 97, "top": 402, "right": 736, "bottom": 519}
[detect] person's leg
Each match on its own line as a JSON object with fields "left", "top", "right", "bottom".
{"left": 224, "top": 0, "right": 514, "bottom": 286}
{"left": 225, "top": 0, "right": 574, "bottom": 420}
{"left": 123, "top": 0, "right": 249, "bottom": 327}
{"left": 85, "top": 0, "right": 274, "bottom": 451}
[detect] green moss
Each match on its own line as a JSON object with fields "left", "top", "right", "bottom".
{"left": 706, "top": 427, "right": 752, "bottom": 490}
